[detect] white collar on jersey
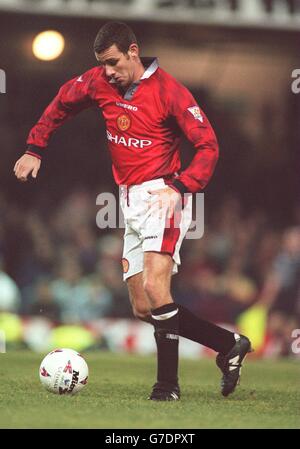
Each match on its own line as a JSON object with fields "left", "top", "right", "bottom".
{"left": 140, "top": 57, "right": 158, "bottom": 80}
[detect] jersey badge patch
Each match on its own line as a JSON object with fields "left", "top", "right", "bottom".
{"left": 122, "top": 258, "right": 129, "bottom": 273}
{"left": 188, "top": 106, "right": 204, "bottom": 122}
{"left": 117, "top": 113, "right": 131, "bottom": 131}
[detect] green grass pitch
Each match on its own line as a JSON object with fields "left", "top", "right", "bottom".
{"left": 0, "top": 351, "right": 299, "bottom": 429}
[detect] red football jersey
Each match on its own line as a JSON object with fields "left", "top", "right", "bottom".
{"left": 27, "top": 58, "right": 219, "bottom": 193}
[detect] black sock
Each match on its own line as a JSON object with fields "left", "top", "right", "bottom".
{"left": 145, "top": 305, "right": 235, "bottom": 355}
{"left": 152, "top": 303, "right": 179, "bottom": 386}
{"left": 177, "top": 304, "right": 236, "bottom": 354}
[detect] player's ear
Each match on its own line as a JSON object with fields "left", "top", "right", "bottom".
{"left": 128, "top": 43, "right": 139, "bottom": 58}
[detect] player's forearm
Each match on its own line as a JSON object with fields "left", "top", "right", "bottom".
{"left": 174, "top": 128, "right": 219, "bottom": 194}
{"left": 26, "top": 116, "right": 58, "bottom": 154}
{"left": 175, "top": 148, "right": 219, "bottom": 193}
{"left": 25, "top": 106, "right": 82, "bottom": 159}
{"left": 25, "top": 96, "right": 71, "bottom": 157}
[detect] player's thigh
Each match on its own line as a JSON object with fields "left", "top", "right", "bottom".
{"left": 143, "top": 251, "right": 173, "bottom": 281}
{"left": 126, "top": 272, "right": 151, "bottom": 319}
{"left": 141, "top": 193, "right": 192, "bottom": 273}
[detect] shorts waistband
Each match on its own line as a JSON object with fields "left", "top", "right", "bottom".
{"left": 120, "top": 178, "right": 167, "bottom": 194}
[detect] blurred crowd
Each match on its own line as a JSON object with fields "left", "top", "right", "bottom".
{"left": 0, "top": 190, "right": 299, "bottom": 357}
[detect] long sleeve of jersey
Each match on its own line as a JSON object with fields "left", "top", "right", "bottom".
{"left": 167, "top": 79, "right": 219, "bottom": 194}
{"left": 26, "top": 70, "right": 96, "bottom": 156}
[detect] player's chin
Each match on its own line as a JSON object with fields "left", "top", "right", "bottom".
{"left": 118, "top": 79, "right": 128, "bottom": 87}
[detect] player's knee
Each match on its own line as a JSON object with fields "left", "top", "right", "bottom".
{"left": 132, "top": 306, "right": 152, "bottom": 323}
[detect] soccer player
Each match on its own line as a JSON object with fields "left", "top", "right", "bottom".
{"left": 14, "top": 22, "right": 252, "bottom": 400}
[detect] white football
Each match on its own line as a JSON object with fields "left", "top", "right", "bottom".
{"left": 39, "top": 348, "right": 89, "bottom": 395}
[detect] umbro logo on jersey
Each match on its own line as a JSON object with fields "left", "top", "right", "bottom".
{"left": 188, "top": 106, "right": 204, "bottom": 122}
{"left": 76, "top": 76, "right": 84, "bottom": 82}
{"left": 144, "top": 235, "right": 158, "bottom": 240}
{"left": 116, "top": 102, "right": 138, "bottom": 112}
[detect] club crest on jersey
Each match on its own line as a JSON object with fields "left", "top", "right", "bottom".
{"left": 188, "top": 106, "right": 204, "bottom": 123}
{"left": 117, "top": 113, "right": 131, "bottom": 131}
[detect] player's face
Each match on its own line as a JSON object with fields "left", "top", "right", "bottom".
{"left": 95, "top": 44, "right": 140, "bottom": 88}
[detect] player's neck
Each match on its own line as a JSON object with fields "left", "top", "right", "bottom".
{"left": 133, "top": 60, "right": 145, "bottom": 83}
{"left": 118, "top": 61, "right": 145, "bottom": 94}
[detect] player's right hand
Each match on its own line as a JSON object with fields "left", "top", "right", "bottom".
{"left": 13, "top": 154, "right": 41, "bottom": 182}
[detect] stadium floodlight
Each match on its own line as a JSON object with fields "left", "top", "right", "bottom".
{"left": 32, "top": 30, "right": 65, "bottom": 61}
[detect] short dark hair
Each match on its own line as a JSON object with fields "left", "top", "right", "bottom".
{"left": 94, "top": 22, "right": 137, "bottom": 54}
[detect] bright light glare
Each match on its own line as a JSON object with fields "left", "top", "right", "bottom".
{"left": 32, "top": 30, "right": 65, "bottom": 61}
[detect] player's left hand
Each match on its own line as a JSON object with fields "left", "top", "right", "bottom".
{"left": 147, "top": 186, "right": 182, "bottom": 219}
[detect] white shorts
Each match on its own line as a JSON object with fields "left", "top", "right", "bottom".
{"left": 120, "top": 178, "right": 192, "bottom": 281}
